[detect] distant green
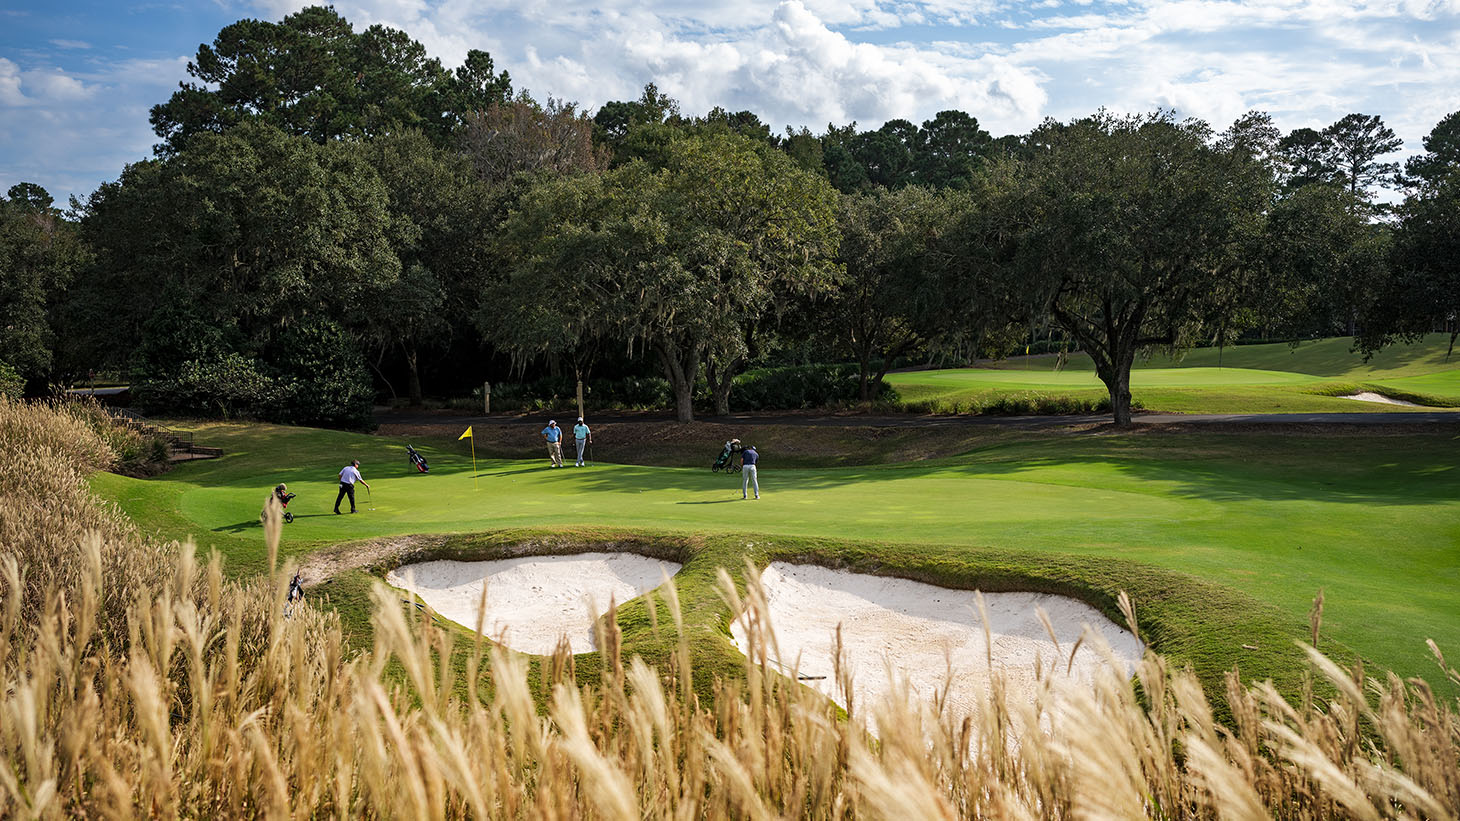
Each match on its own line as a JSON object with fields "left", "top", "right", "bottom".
{"left": 886, "top": 335, "right": 1460, "bottom": 412}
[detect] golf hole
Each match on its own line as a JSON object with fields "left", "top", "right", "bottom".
{"left": 730, "top": 563, "right": 1144, "bottom": 728}
{"left": 387, "top": 553, "right": 682, "bottom": 654}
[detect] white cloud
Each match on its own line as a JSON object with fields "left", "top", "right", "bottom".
{"left": 49, "top": 39, "right": 92, "bottom": 50}
{"left": 7, "top": 0, "right": 1460, "bottom": 204}
{"left": 0, "top": 58, "right": 23, "bottom": 107}
{"left": 0, "top": 55, "right": 190, "bottom": 203}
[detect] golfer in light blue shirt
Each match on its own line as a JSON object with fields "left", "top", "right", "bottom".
{"left": 541, "top": 420, "right": 564, "bottom": 467}
{"left": 572, "top": 417, "right": 592, "bottom": 466}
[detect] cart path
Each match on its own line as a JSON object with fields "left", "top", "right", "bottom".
{"left": 378, "top": 408, "right": 1460, "bottom": 430}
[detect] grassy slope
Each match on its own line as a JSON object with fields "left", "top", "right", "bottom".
{"left": 90, "top": 421, "right": 1460, "bottom": 697}
{"left": 886, "top": 335, "right": 1460, "bottom": 413}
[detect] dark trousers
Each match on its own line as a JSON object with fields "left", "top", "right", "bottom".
{"left": 334, "top": 482, "right": 356, "bottom": 513}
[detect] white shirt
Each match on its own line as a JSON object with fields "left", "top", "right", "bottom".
{"left": 339, "top": 465, "right": 362, "bottom": 484}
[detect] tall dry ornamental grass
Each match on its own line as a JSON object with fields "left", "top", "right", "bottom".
{"left": 0, "top": 396, "right": 1457, "bottom": 818}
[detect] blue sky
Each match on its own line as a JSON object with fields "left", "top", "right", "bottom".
{"left": 2, "top": 0, "right": 1458, "bottom": 205}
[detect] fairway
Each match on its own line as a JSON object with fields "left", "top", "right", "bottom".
{"left": 92, "top": 421, "right": 1460, "bottom": 695}
{"left": 890, "top": 366, "right": 1321, "bottom": 391}
{"left": 886, "top": 335, "right": 1460, "bottom": 413}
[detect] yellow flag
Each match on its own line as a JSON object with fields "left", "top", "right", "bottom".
{"left": 458, "top": 426, "right": 473, "bottom": 440}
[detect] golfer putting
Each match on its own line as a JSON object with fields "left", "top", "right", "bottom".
{"left": 334, "top": 459, "right": 371, "bottom": 514}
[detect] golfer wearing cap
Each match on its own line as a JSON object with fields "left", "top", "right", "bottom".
{"left": 572, "top": 417, "right": 592, "bottom": 466}
{"left": 541, "top": 420, "right": 564, "bottom": 467}
{"left": 334, "top": 459, "right": 370, "bottom": 514}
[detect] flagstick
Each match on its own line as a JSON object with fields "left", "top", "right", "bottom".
{"left": 471, "top": 436, "right": 478, "bottom": 490}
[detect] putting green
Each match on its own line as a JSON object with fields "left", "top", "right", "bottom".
{"left": 1373, "top": 370, "right": 1460, "bottom": 401}
{"left": 891, "top": 366, "right": 1320, "bottom": 392}
{"left": 90, "top": 421, "right": 1460, "bottom": 695}
{"left": 886, "top": 336, "right": 1460, "bottom": 412}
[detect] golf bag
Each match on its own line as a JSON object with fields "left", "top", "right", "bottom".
{"left": 711, "top": 440, "right": 742, "bottom": 473}
{"left": 407, "top": 444, "right": 429, "bottom": 474}
{"left": 285, "top": 572, "right": 305, "bottom": 617}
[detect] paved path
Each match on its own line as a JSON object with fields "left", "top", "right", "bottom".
{"left": 379, "top": 409, "right": 1460, "bottom": 429}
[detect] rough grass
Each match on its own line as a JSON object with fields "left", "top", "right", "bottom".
{"left": 5, "top": 399, "right": 1460, "bottom": 817}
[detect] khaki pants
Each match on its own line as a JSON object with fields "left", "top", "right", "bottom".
{"left": 546, "top": 440, "right": 563, "bottom": 466}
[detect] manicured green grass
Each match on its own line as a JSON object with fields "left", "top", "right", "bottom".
{"left": 90, "top": 421, "right": 1460, "bottom": 699}
{"left": 886, "top": 335, "right": 1460, "bottom": 413}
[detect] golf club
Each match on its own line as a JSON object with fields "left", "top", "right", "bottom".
{"left": 367, "top": 486, "right": 376, "bottom": 511}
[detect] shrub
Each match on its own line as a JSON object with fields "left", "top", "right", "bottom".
{"left": 267, "top": 319, "right": 375, "bottom": 428}
{"left": 0, "top": 362, "right": 22, "bottom": 400}
{"left": 135, "top": 352, "right": 281, "bottom": 418}
{"left": 731, "top": 363, "right": 897, "bottom": 410}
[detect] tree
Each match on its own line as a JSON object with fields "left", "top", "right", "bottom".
{"left": 820, "top": 123, "right": 870, "bottom": 193}
{"left": 1264, "top": 183, "right": 1386, "bottom": 339}
{"left": 852, "top": 119, "right": 920, "bottom": 189}
{"left": 362, "top": 129, "right": 492, "bottom": 405}
{"left": 954, "top": 112, "right": 1274, "bottom": 426}
{"left": 915, "top": 110, "right": 992, "bottom": 189}
{"left": 593, "top": 83, "right": 682, "bottom": 163}
{"left": 459, "top": 96, "right": 607, "bottom": 187}
{"left": 1404, "top": 110, "right": 1460, "bottom": 190}
{"left": 149, "top": 6, "right": 508, "bottom": 152}
{"left": 830, "top": 186, "right": 955, "bottom": 401}
{"left": 490, "top": 132, "right": 839, "bottom": 420}
{"left": 1276, "top": 127, "right": 1338, "bottom": 190}
{"left": 1323, "top": 113, "right": 1403, "bottom": 207}
{"left": 1359, "top": 111, "right": 1460, "bottom": 359}
{"left": 0, "top": 183, "right": 85, "bottom": 390}
{"left": 74, "top": 121, "right": 398, "bottom": 425}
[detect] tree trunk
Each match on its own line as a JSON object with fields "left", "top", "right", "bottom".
{"left": 1093, "top": 339, "right": 1137, "bottom": 427}
{"left": 405, "top": 345, "right": 423, "bottom": 407}
{"left": 705, "top": 354, "right": 744, "bottom": 416}
{"left": 656, "top": 341, "right": 700, "bottom": 422}
{"left": 858, "top": 352, "right": 874, "bottom": 402}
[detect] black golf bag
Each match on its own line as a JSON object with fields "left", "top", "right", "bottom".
{"left": 407, "top": 444, "right": 429, "bottom": 474}
{"left": 711, "top": 440, "right": 742, "bottom": 473}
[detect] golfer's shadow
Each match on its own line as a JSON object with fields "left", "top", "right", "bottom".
{"left": 675, "top": 499, "right": 740, "bottom": 505}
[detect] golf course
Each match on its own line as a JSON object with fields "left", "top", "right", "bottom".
{"left": 887, "top": 336, "right": 1460, "bottom": 413}
{"left": 90, "top": 405, "right": 1460, "bottom": 700}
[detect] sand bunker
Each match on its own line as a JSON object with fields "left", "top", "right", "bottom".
{"left": 387, "top": 553, "right": 681, "bottom": 654}
{"left": 730, "top": 563, "right": 1143, "bottom": 726}
{"left": 1341, "top": 391, "right": 1421, "bottom": 406}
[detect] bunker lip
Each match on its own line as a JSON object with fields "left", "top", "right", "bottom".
{"left": 731, "top": 562, "right": 1144, "bottom": 731}
{"left": 387, "top": 552, "right": 682, "bottom": 654}
{"left": 1339, "top": 391, "right": 1422, "bottom": 406}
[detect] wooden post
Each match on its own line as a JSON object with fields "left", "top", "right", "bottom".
{"left": 483, "top": 382, "right": 491, "bottom": 415}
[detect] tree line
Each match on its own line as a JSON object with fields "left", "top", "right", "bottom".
{"left": 2, "top": 6, "right": 1456, "bottom": 426}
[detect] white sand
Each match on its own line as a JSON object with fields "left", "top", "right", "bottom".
{"left": 1341, "top": 391, "right": 1420, "bottom": 406}
{"left": 730, "top": 563, "right": 1143, "bottom": 728}
{"left": 387, "top": 553, "right": 682, "bottom": 654}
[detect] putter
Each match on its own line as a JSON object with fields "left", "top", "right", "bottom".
{"left": 367, "top": 486, "right": 376, "bottom": 511}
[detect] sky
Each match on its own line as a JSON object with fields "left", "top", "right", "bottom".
{"left": 1, "top": 0, "right": 1458, "bottom": 205}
